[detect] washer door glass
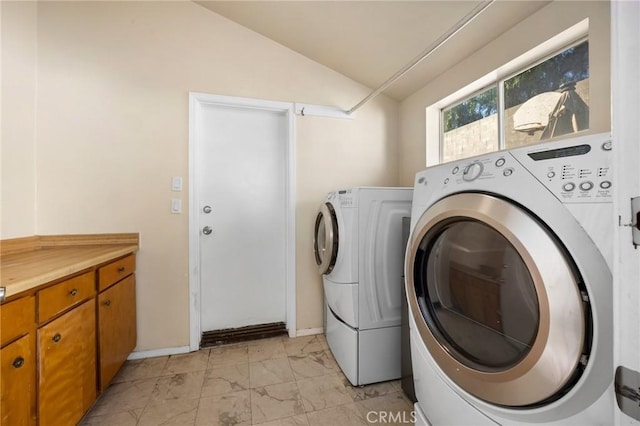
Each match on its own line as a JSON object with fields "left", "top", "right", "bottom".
{"left": 406, "top": 193, "right": 588, "bottom": 407}
{"left": 313, "top": 202, "right": 339, "bottom": 274}
{"left": 420, "top": 220, "right": 539, "bottom": 370}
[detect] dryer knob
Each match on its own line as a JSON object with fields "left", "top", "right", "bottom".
{"left": 462, "top": 162, "right": 484, "bottom": 182}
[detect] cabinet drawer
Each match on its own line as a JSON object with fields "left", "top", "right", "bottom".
{"left": 38, "top": 271, "right": 95, "bottom": 324}
{"left": 1, "top": 296, "right": 35, "bottom": 347}
{"left": 98, "top": 254, "right": 135, "bottom": 292}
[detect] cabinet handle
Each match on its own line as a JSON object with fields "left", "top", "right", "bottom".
{"left": 117, "top": 266, "right": 126, "bottom": 273}
{"left": 69, "top": 288, "right": 78, "bottom": 296}
{"left": 12, "top": 356, "right": 25, "bottom": 368}
{"left": 52, "top": 333, "right": 62, "bottom": 343}
{"left": 104, "top": 299, "right": 111, "bottom": 307}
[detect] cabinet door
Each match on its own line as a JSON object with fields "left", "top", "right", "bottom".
{"left": 1, "top": 334, "right": 35, "bottom": 426}
{"left": 98, "top": 275, "right": 136, "bottom": 389}
{"left": 38, "top": 300, "right": 96, "bottom": 426}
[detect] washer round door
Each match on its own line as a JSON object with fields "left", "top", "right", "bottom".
{"left": 314, "top": 202, "right": 339, "bottom": 275}
{"left": 406, "top": 193, "right": 590, "bottom": 407}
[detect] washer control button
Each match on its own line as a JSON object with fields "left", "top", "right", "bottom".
{"left": 580, "top": 181, "right": 594, "bottom": 191}
{"left": 547, "top": 171, "right": 556, "bottom": 178}
{"left": 563, "top": 182, "right": 576, "bottom": 192}
{"left": 600, "top": 180, "right": 612, "bottom": 189}
{"left": 495, "top": 158, "right": 506, "bottom": 167}
{"left": 462, "top": 162, "right": 484, "bottom": 182}
{"left": 602, "top": 141, "right": 613, "bottom": 151}
{"left": 452, "top": 166, "right": 460, "bottom": 174}
{"left": 503, "top": 168, "right": 514, "bottom": 177}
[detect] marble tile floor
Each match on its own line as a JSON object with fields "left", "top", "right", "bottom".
{"left": 80, "top": 334, "right": 414, "bottom": 426}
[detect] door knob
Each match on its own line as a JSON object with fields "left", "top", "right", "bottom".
{"left": 202, "top": 226, "right": 213, "bottom": 235}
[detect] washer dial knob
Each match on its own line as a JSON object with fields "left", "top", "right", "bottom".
{"left": 462, "top": 162, "right": 484, "bottom": 182}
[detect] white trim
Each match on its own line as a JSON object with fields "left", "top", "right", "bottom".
{"left": 188, "top": 92, "right": 297, "bottom": 351}
{"left": 612, "top": 3, "right": 640, "bottom": 425}
{"left": 295, "top": 327, "right": 324, "bottom": 337}
{"left": 294, "top": 103, "right": 353, "bottom": 119}
{"left": 425, "top": 107, "right": 440, "bottom": 167}
{"left": 286, "top": 101, "right": 298, "bottom": 339}
{"left": 188, "top": 93, "right": 201, "bottom": 352}
{"left": 127, "top": 346, "right": 191, "bottom": 360}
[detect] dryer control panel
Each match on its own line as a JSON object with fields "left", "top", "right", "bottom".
{"left": 412, "top": 133, "right": 613, "bottom": 209}
{"left": 509, "top": 133, "right": 613, "bottom": 204}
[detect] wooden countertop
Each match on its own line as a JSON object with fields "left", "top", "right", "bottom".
{"left": 1, "top": 234, "right": 139, "bottom": 301}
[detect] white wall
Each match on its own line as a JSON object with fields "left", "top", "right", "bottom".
{"left": 398, "top": 0, "right": 611, "bottom": 186}
{"left": 1, "top": 1, "right": 37, "bottom": 238}
{"left": 1, "top": 1, "right": 399, "bottom": 351}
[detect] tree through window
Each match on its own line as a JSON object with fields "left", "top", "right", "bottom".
{"left": 440, "top": 40, "right": 589, "bottom": 162}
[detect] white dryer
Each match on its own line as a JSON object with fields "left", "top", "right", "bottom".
{"left": 314, "top": 187, "right": 413, "bottom": 386}
{"left": 405, "top": 133, "right": 614, "bottom": 425}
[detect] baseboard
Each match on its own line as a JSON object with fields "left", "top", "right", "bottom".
{"left": 296, "top": 327, "right": 324, "bottom": 337}
{"left": 127, "top": 345, "right": 191, "bottom": 360}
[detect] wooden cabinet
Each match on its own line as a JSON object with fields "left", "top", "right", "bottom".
{"left": 98, "top": 255, "right": 136, "bottom": 390}
{"left": 38, "top": 300, "right": 96, "bottom": 426}
{"left": 0, "top": 297, "right": 36, "bottom": 426}
{"left": 0, "top": 236, "right": 138, "bottom": 425}
{"left": 0, "top": 245, "right": 137, "bottom": 426}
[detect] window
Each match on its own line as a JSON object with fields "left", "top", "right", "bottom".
{"left": 442, "top": 87, "right": 498, "bottom": 163}
{"left": 439, "top": 40, "right": 589, "bottom": 163}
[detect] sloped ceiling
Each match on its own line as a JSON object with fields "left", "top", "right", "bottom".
{"left": 196, "top": 1, "right": 551, "bottom": 102}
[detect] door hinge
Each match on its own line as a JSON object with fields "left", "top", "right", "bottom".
{"left": 619, "top": 196, "right": 640, "bottom": 248}
{"left": 615, "top": 366, "right": 640, "bottom": 421}
{"left": 0, "top": 286, "right": 5, "bottom": 303}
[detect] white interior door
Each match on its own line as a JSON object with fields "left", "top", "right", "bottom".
{"left": 192, "top": 96, "right": 292, "bottom": 335}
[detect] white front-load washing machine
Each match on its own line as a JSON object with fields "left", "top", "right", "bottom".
{"left": 314, "top": 187, "right": 413, "bottom": 386}
{"left": 405, "top": 133, "right": 614, "bottom": 425}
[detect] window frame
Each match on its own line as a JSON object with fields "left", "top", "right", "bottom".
{"left": 427, "top": 19, "right": 589, "bottom": 166}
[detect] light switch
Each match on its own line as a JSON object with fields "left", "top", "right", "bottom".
{"left": 171, "top": 176, "right": 183, "bottom": 192}
{"left": 171, "top": 199, "right": 182, "bottom": 214}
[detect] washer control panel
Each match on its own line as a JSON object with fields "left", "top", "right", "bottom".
{"left": 335, "top": 188, "right": 357, "bottom": 208}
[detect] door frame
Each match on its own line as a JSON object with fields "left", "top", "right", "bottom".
{"left": 188, "top": 92, "right": 297, "bottom": 351}
{"left": 612, "top": 3, "right": 640, "bottom": 423}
